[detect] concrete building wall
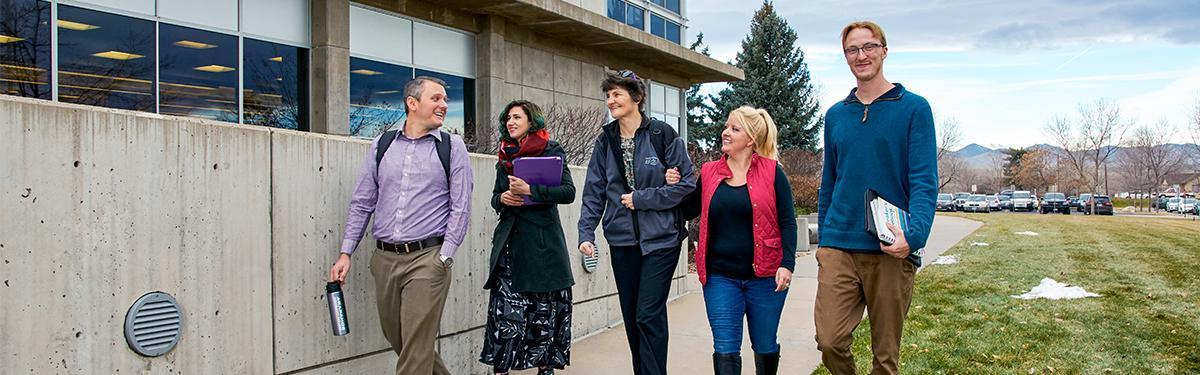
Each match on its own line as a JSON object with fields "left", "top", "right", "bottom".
{"left": 0, "top": 95, "right": 693, "bottom": 374}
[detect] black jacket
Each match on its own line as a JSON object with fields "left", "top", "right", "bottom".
{"left": 487, "top": 141, "right": 576, "bottom": 293}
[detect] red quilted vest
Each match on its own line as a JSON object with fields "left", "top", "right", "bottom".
{"left": 696, "top": 154, "right": 783, "bottom": 285}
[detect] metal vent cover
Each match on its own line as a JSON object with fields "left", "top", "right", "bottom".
{"left": 124, "top": 292, "right": 182, "bottom": 357}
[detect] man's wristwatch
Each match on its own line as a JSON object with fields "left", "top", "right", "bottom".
{"left": 439, "top": 255, "right": 453, "bottom": 267}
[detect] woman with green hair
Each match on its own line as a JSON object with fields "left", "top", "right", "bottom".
{"left": 479, "top": 100, "right": 576, "bottom": 375}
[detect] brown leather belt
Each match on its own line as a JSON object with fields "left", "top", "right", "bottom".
{"left": 376, "top": 236, "right": 444, "bottom": 254}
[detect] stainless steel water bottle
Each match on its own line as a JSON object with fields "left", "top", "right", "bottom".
{"left": 326, "top": 282, "right": 350, "bottom": 336}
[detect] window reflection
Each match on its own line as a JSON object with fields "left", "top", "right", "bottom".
{"left": 0, "top": 0, "right": 51, "bottom": 99}
{"left": 349, "top": 57, "right": 411, "bottom": 138}
{"left": 416, "top": 68, "right": 473, "bottom": 136}
{"left": 244, "top": 38, "right": 307, "bottom": 130}
{"left": 625, "top": 3, "right": 644, "bottom": 29}
{"left": 159, "top": 23, "right": 238, "bottom": 122}
{"left": 57, "top": 4, "right": 154, "bottom": 111}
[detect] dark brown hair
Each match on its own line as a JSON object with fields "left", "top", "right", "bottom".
{"left": 601, "top": 69, "right": 647, "bottom": 112}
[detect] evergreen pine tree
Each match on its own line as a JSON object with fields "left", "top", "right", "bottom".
{"left": 712, "top": 0, "right": 823, "bottom": 151}
{"left": 685, "top": 33, "right": 721, "bottom": 153}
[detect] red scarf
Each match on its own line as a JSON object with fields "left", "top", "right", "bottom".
{"left": 497, "top": 129, "right": 550, "bottom": 174}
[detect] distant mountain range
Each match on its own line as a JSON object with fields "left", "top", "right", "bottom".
{"left": 948, "top": 143, "right": 1199, "bottom": 170}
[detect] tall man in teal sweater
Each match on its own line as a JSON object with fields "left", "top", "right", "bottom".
{"left": 814, "top": 21, "right": 937, "bottom": 375}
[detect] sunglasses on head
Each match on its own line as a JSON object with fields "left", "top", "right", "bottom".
{"left": 618, "top": 69, "right": 639, "bottom": 80}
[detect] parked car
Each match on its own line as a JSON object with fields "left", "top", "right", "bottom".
{"left": 1090, "top": 195, "right": 1114, "bottom": 215}
{"left": 1077, "top": 193, "right": 1093, "bottom": 212}
{"left": 1155, "top": 196, "right": 1169, "bottom": 210}
{"left": 953, "top": 192, "right": 971, "bottom": 211}
{"left": 1068, "top": 196, "right": 1080, "bottom": 209}
{"left": 1040, "top": 192, "right": 1071, "bottom": 214}
{"left": 987, "top": 194, "right": 1001, "bottom": 211}
{"left": 936, "top": 193, "right": 956, "bottom": 212}
{"left": 1010, "top": 190, "right": 1037, "bottom": 211}
{"left": 964, "top": 194, "right": 990, "bottom": 213}
{"left": 1194, "top": 201, "right": 1200, "bottom": 216}
{"left": 1181, "top": 198, "right": 1197, "bottom": 214}
{"left": 1166, "top": 197, "right": 1182, "bottom": 212}
{"left": 999, "top": 194, "right": 1013, "bottom": 211}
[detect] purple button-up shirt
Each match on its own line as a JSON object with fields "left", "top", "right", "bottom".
{"left": 340, "top": 129, "right": 473, "bottom": 258}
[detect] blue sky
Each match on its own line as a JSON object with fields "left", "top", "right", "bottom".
{"left": 686, "top": 0, "right": 1200, "bottom": 150}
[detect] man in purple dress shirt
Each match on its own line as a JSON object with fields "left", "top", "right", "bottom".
{"left": 328, "top": 76, "right": 473, "bottom": 375}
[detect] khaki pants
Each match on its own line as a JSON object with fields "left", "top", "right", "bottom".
{"left": 370, "top": 245, "right": 452, "bottom": 375}
{"left": 813, "top": 247, "right": 916, "bottom": 375}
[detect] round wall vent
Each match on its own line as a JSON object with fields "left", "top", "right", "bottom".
{"left": 124, "top": 292, "right": 182, "bottom": 357}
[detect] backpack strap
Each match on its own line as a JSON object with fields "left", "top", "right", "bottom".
{"left": 375, "top": 129, "right": 399, "bottom": 176}
{"left": 648, "top": 120, "right": 677, "bottom": 168}
{"left": 375, "top": 129, "right": 452, "bottom": 182}
{"left": 434, "top": 130, "right": 451, "bottom": 181}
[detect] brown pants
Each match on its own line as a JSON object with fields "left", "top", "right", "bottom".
{"left": 813, "top": 247, "right": 916, "bottom": 375}
{"left": 370, "top": 245, "right": 452, "bottom": 375}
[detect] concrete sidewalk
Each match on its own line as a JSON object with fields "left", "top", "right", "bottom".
{"left": 544, "top": 215, "right": 982, "bottom": 375}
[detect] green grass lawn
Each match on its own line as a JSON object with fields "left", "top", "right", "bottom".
{"left": 813, "top": 213, "right": 1200, "bottom": 374}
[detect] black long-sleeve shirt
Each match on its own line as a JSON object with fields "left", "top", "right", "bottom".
{"left": 704, "top": 165, "right": 797, "bottom": 279}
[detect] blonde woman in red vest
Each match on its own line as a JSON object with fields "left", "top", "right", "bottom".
{"left": 667, "top": 106, "right": 797, "bottom": 375}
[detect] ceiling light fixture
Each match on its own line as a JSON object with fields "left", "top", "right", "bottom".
{"left": 58, "top": 20, "right": 100, "bottom": 31}
{"left": 92, "top": 51, "right": 145, "bottom": 60}
{"left": 194, "top": 65, "right": 236, "bottom": 73}
{"left": 174, "top": 40, "right": 217, "bottom": 49}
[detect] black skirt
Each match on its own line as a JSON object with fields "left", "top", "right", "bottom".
{"left": 479, "top": 245, "right": 573, "bottom": 371}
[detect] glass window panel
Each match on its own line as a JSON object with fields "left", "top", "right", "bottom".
{"left": 350, "top": 6, "right": 412, "bottom": 66}
{"left": 666, "top": 0, "right": 680, "bottom": 14}
{"left": 415, "top": 68, "right": 474, "bottom": 137}
{"left": 666, "top": 20, "right": 681, "bottom": 44}
{"left": 650, "top": 83, "right": 665, "bottom": 114}
{"left": 650, "top": 14, "right": 664, "bottom": 38}
{"left": 244, "top": 38, "right": 308, "bottom": 130}
{"left": 625, "top": 4, "right": 643, "bottom": 30}
{"left": 157, "top": 0, "right": 237, "bottom": 32}
{"left": 664, "top": 86, "right": 680, "bottom": 116}
{"left": 606, "top": 0, "right": 624, "bottom": 22}
{"left": 241, "top": 0, "right": 310, "bottom": 46}
{"left": 0, "top": 0, "right": 51, "bottom": 99}
{"left": 412, "top": 22, "right": 474, "bottom": 78}
{"left": 349, "top": 56, "right": 412, "bottom": 138}
{"left": 57, "top": 4, "right": 155, "bottom": 112}
{"left": 158, "top": 23, "right": 238, "bottom": 122}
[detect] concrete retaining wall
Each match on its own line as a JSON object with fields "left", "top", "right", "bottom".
{"left": 0, "top": 96, "right": 692, "bottom": 374}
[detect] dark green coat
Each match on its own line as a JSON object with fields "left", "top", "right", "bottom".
{"left": 487, "top": 141, "right": 576, "bottom": 293}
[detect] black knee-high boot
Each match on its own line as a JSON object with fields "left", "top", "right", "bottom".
{"left": 713, "top": 353, "right": 742, "bottom": 375}
{"left": 754, "top": 351, "right": 780, "bottom": 375}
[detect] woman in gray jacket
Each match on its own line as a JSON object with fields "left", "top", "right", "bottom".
{"left": 576, "top": 70, "right": 696, "bottom": 375}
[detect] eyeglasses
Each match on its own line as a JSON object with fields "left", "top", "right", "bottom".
{"left": 843, "top": 42, "right": 884, "bottom": 57}
{"left": 618, "top": 69, "right": 640, "bottom": 80}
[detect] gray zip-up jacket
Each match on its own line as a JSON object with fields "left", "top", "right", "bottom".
{"left": 577, "top": 116, "right": 697, "bottom": 255}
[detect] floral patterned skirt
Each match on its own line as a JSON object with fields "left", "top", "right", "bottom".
{"left": 479, "top": 245, "right": 572, "bottom": 371}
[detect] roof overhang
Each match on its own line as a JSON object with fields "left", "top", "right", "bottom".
{"left": 433, "top": 0, "right": 743, "bottom": 85}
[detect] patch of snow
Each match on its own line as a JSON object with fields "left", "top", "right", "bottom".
{"left": 1015, "top": 231, "right": 1040, "bottom": 236}
{"left": 971, "top": 242, "right": 990, "bottom": 247}
{"left": 931, "top": 255, "right": 959, "bottom": 265}
{"left": 1011, "top": 278, "right": 1100, "bottom": 300}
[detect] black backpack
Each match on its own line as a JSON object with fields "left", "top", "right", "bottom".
{"left": 374, "top": 129, "right": 451, "bottom": 181}
{"left": 604, "top": 119, "right": 698, "bottom": 240}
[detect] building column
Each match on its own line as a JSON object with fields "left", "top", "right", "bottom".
{"left": 310, "top": 0, "right": 350, "bottom": 135}
{"left": 472, "top": 15, "right": 506, "bottom": 153}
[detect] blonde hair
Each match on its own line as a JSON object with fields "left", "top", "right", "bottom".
{"left": 729, "top": 106, "right": 779, "bottom": 160}
{"left": 840, "top": 21, "right": 887, "bottom": 48}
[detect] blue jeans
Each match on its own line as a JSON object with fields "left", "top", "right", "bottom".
{"left": 702, "top": 273, "right": 789, "bottom": 355}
